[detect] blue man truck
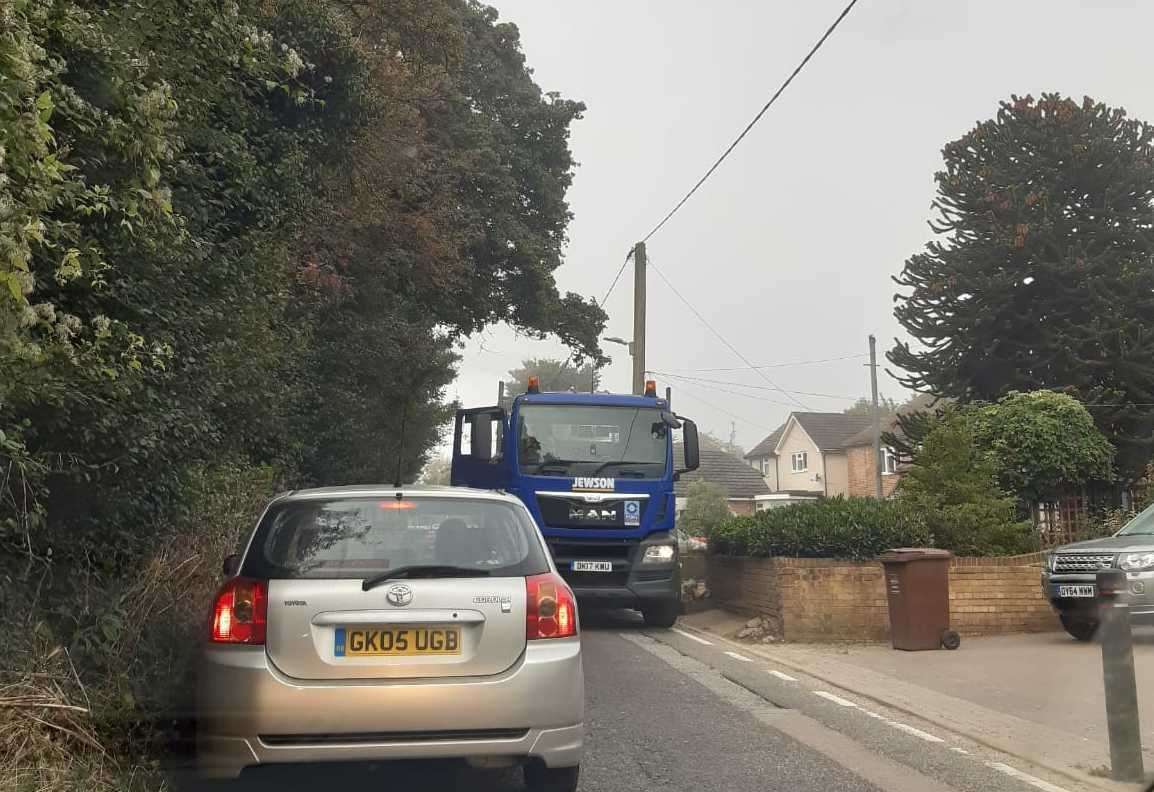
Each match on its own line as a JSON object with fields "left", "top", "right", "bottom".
{"left": 450, "top": 378, "right": 700, "bottom": 627}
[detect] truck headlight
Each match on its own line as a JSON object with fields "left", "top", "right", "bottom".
{"left": 1119, "top": 552, "right": 1154, "bottom": 571}
{"left": 642, "top": 544, "right": 677, "bottom": 564}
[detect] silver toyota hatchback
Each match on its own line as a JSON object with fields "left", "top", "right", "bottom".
{"left": 197, "top": 485, "right": 583, "bottom": 790}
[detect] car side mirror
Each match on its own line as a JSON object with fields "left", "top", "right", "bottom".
{"left": 679, "top": 419, "right": 700, "bottom": 473}
{"left": 222, "top": 554, "right": 240, "bottom": 577}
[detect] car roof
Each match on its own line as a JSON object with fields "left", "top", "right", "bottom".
{"left": 274, "top": 484, "right": 522, "bottom": 505}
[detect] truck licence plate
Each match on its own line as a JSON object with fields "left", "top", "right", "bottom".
{"left": 572, "top": 561, "right": 613, "bottom": 572}
{"left": 1058, "top": 584, "right": 1095, "bottom": 598}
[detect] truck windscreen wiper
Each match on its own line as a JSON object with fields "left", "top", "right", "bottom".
{"left": 534, "top": 459, "right": 580, "bottom": 474}
{"left": 362, "top": 565, "right": 490, "bottom": 592}
{"left": 590, "top": 459, "right": 655, "bottom": 475}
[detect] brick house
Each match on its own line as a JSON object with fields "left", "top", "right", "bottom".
{"left": 674, "top": 438, "right": 770, "bottom": 515}
{"left": 743, "top": 412, "right": 902, "bottom": 498}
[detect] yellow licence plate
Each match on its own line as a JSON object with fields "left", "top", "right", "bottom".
{"left": 335, "top": 626, "right": 461, "bottom": 657}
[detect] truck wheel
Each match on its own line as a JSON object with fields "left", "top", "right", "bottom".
{"left": 941, "top": 629, "right": 961, "bottom": 650}
{"left": 641, "top": 600, "right": 679, "bottom": 628}
{"left": 1060, "top": 612, "right": 1098, "bottom": 642}
{"left": 524, "top": 762, "right": 579, "bottom": 792}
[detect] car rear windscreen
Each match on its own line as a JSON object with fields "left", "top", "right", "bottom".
{"left": 241, "top": 497, "right": 549, "bottom": 579}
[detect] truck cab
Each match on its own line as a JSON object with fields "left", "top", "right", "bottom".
{"left": 451, "top": 381, "right": 700, "bottom": 627}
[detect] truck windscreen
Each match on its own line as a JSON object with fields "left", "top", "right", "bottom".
{"left": 517, "top": 405, "right": 668, "bottom": 479}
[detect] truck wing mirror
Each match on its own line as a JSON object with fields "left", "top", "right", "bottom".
{"left": 679, "top": 419, "right": 700, "bottom": 473}
{"left": 471, "top": 412, "right": 493, "bottom": 461}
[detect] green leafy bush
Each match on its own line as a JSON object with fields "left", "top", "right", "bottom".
{"left": 898, "top": 410, "right": 1038, "bottom": 556}
{"left": 709, "top": 497, "right": 931, "bottom": 560}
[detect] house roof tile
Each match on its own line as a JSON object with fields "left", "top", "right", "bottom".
{"left": 675, "top": 438, "right": 771, "bottom": 499}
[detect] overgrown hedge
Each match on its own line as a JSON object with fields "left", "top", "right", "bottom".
{"left": 710, "top": 498, "right": 931, "bottom": 560}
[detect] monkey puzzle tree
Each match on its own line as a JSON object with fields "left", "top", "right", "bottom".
{"left": 890, "top": 95, "right": 1154, "bottom": 482}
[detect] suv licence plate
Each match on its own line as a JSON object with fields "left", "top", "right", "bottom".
{"left": 572, "top": 561, "right": 613, "bottom": 572}
{"left": 1058, "top": 585, "right": 1095, "bottom": 598}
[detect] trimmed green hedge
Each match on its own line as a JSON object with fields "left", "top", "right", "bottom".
{"left": 710, "top": 497, "right": 931, "bottom": 560}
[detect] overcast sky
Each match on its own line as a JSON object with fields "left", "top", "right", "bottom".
{"left": 444, "top": 0, "right": 1152, "bottom": 456}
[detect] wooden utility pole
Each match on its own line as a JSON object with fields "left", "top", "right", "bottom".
{"left": 632, "top": 242, "right": 647, "bottom": 395}
{"left": 869, "top": 334, "right": 882, "bottom": 499}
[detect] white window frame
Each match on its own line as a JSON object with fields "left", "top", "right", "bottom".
{"left": 882, "top": 447, "right": 898, "bottom": 475}
{"left": 759, "top": 457, "right": 769, "bottom": 475}
{"left": 791, "top": 451, "right": 808, "bottom": 473}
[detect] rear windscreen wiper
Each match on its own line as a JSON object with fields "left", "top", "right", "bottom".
{"left": 362, "top": 565, "right": 490, "bottom": 592}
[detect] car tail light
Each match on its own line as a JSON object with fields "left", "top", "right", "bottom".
{"left": 210, "top": 577, "right": 267, "bottom": 644}
{"left": 526, "top": 572, "right": 577, "bottom": 640}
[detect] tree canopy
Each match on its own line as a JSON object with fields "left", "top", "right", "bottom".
{"left": 970, "top": 391, "right": 1114, "bottom": 501}
{"left": 503, "top": 357, "right": 599, "bottom": 399}
{"left": 680, "top": 480, "right": 731, "bottom": 537}
{"left": 843, "top": 396, "right": 899, "bottom": 416}
{"left": 1, "top": 0, "right": 603, "bottom": 552}
{"left": 889, "top": 94, "right": 1154, "bottom": 482}
{"left": 897, "top": 411, "right": 1036, "bottom": 555}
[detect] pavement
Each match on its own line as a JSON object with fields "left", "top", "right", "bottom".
{"left": 174, "top": 609, "right": 1154, "bottom": 792}
{"left": 681, "top": 608, "right": 1154, "bottom": 790}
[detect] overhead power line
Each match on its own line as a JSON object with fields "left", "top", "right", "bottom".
{"left": 638, "top": 0, "right": 860, "bottom": 244}
{"left": 600, "top": 247, "right": 634, "bottom": 307}
{"left": 648, "top": 260, "right": 810, "bottom": 409}
{"left": 656, "top": 377, "right": 775, "bottom": 431}
{"left": 656, "top": 353, "right": 869, "bottom": 373}
{"left": 650, "top": 370, "right": 858, "bottom": 402}
{"left": 654, "top": 370, "right": 803, "bottom": 410}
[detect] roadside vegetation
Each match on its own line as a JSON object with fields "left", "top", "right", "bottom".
{"left": 710, "top": 498, "right": 930, "bottom": 560}
{"left": 1, "top": 1, "right": 601, "bottom": 787}
{"left": 710, "top": 391, "right": 1118, "bottom": 561}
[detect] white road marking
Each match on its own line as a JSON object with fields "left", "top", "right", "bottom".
{"left": 861, "top": 710, "right": 887, "bottom": 720}
{"left": 768, "top": 670, "right": 798, "bottom": 682}
{"left": 814, "top": 691, "right": 859, "bottom": 708}
{"left": 724, "top": 650, "right": 754, "bottom": 662}
{"left": 671, "top": 627, "right": 713, "bottom": 646}
{"left": 984, "top": 762, "right": 1072, "bottom": 792}
{"left": 948, "top": 746, "right": 970, "bottom": 755}
{"left": 886, "top": 721, "right": 945, "bottom": 743}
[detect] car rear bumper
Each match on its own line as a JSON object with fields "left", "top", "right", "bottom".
{"left": 197, "top": 638, "right": 583, "bottom": 779}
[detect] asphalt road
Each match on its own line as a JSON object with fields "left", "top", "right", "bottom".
{"left": 186, "top": 612, "right": 1106, "bottom": 792}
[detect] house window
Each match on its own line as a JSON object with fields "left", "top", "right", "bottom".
{"left": 759, "top": 457, "right": 769, "bottom": 475}
{"left": 882, "top": 447, "right": 898, "bottom": 475}
{"left": 791, "top": 451, "right": 808, "bottom": 473}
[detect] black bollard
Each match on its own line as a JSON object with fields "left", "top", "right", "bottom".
{"left": 1097, "top": 568, "right": 1144, "bottom": 783}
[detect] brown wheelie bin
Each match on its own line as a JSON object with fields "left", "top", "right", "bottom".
{"left": 879, "top": 548, "right": 960, "bottom": 651}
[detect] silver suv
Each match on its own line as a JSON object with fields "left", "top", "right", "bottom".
{"left": 1043, "top": 503, "right": 1154, "bottom": 640}
{"left": 197, "top": 485, "right": 583, "bottom": 789}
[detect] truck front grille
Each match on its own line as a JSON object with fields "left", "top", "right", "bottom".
{"left": 538, "top": 494, "right": 629, "bottom": 528}
{"left": 1053, "top": 553, "right": 1115, "bottom": 573}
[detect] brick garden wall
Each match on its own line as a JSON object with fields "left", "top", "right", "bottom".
{"left": 949, "top": 555, "right": 1058, "bottom": 635}
{"left": 705, "top": 552, "right": 1057, "bottom": 641}
{"left": 776, "top": 558, "right": 890, "bottom": 641}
